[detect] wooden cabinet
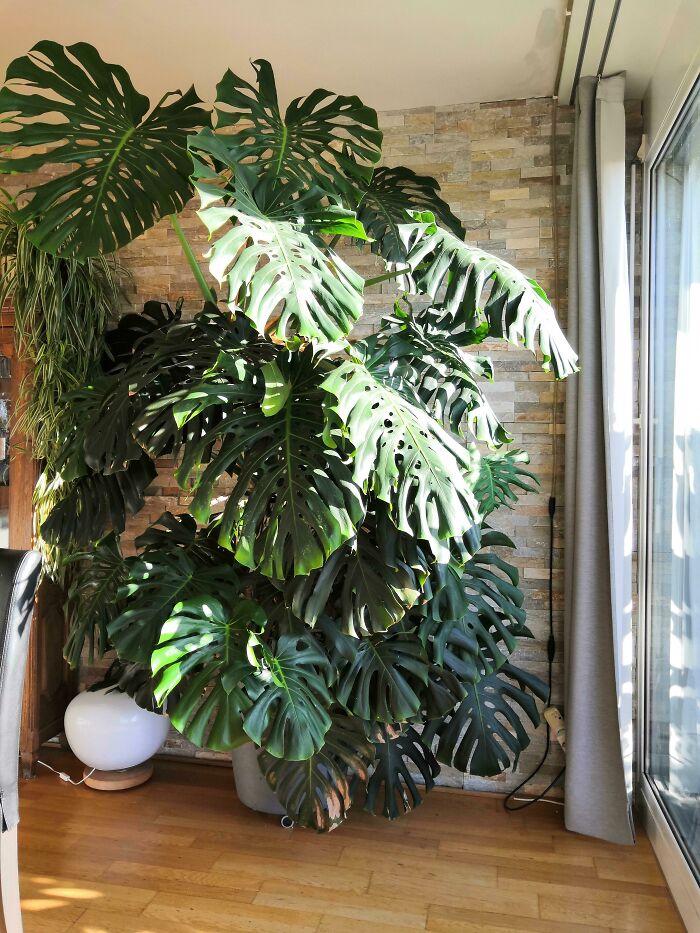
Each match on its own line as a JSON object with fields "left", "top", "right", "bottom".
{"left": 2, "top": 322, "right": 77, "bottom": 776}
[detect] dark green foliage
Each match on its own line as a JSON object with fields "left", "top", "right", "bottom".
{"left": 2, "top": 49, "right": 578, "bottom": 832}
{"left": 0, "top": 41, "right": 209, "bottom": 257}
{"left": 260, "top": 716, "right": 375, "bottom": 832}
{"left": 356, "top": 165, "right": 464, "bottom": 262}
{"left": 364, "top": 725, "right": 440, "bottom": 820}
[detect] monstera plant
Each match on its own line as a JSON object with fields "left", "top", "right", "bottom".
{"left": 0, "top": 42, "right": 577, "bottom": 831}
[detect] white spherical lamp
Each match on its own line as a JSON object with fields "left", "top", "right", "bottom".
{"left": 64, "top": 687, "right": 170, "bottom": 790}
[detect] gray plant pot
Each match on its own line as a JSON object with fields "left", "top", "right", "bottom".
{"left": 231, "top": 743, "right": 286, "bottom": 815}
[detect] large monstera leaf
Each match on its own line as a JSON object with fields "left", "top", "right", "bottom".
{"left": 287, "top": 519, "right": 420, "bottom": 635}
{"left": 425, "top": 662, "right": 547, "bottom": 776}
{"left": 416, "top": 529, "right": 531, "bottom": 685}
{"left": 108, "top": 548, "right": 242, "bottom": 664}
{"left": 193, "top": 163, "right": 365, "bottom": 344}
{"left": 63, "top": 533, "right": 127, "bottom": 669}
{"left": 334, "top": 631, "right": 429, "bottom": 723}
{"left": 259, "top": 716, "right": 374, "bottom": 832}
{"left": 151, "top": 595, "right": 265, "bottom": 751}
{"left": 399, "top": 214, "right": 579, "bottom": 378}
{"left": 40, "top": 455, "right": 156, "bottom": 548}
{"left": 357, "top": 303, "right": 510, "bottom": 446}
{"left": 365, "top": 725, "right": 440, "bottom": 820}
{"left": 0, "top": 41, "right": 209, "bottom": 257}
{"left": 323, "top": 359, "right": 480, "bottom": 559}
{"left": 205, "top": 58, "right": 381, "bottom": 194}
{"left": 243, "top": 632, "right": 333, "bottom": 760}
{"left": 175, "top": 348, "right": 365, "bottom": 579}
{"left": 356, "top": 165, "right": 464, "bottom": 262}
{"left": 473, "top": 448, "right": 539, "bottom": 517}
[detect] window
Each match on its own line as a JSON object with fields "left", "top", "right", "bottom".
{"left": 647, "top": 80, "right": 700, "bottom": 879}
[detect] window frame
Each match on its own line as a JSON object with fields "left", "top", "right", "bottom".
{"left": 637, "top": 73, "right": 700, "bottom": 930}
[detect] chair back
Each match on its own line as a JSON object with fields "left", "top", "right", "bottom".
{"left": 0, "top": 549, "right": 41, "bottom": 833}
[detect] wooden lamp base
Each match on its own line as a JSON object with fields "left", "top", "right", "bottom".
{"left": 83, "top": 761, "right": 154, "bottom": 791}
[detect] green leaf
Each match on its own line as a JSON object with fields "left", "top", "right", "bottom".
{"left": 424, "top": 662, "right": 547, "bottom": 776}
{"left": 83, "top": 378, "right": 143, "bottom": 474}
{"left": 40, "top": 455, "right": 156, "bottom": 548}
{"left": 243, "top": 632, "right": 333, "bottom": 760}
{"left": 288, "top": 520, "right": 420, "bottom": 635}
{"left": 356, "top": 165, "right": 464, "bottom": 262}
{"left": 261, "top": 360, "right": 290, "bottom": 417}
{"left": 334, "top": 632, "right": 429, "bottom": 723}
{"left": 63, "top": 533, "right": 127, "bottom": 668}
{"left": 176, "top": 348, "right": 365, "bottom": 579}
{"left": 0, "top": 41, "right": 209, "bottom": 257}
{"left": 474, "top": 449, "right": 539, "bottom": 517}
{"left": 323, "top": 359, "right": 480, "bottom": 559}
{"left": 399, "top": 215, "right": 579, "bottom": 378}
{"left": 207, "top": 58, "right": 381, "bottom": 194}
{"left": 151, "top": 594, "right": 264, "bottom": 751}
{"left": 357, "top": 302, "right": 510, "bottom": 445}
{"left": 193, "top": 164, "right": 365, "bottom": 344}
{"left": 259, "top": 716, "right": 374, "bottom": 832}
{"left": 109, "top": 549, "right": 241, "bottom": 664}
{"left": 364, "top": 725, "right": 439, "bottom": 820}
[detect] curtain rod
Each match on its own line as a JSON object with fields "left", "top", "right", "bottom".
{"left": 567, "top": 0, "right": 624, "bottom": 105}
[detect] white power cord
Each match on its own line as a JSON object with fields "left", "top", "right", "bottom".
{"left": 36, "top": 760, "right": 96, "bottom": 786}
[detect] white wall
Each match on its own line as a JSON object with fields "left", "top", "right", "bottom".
{"left": 644, "top": 0, "right": 700, "bottom": 154}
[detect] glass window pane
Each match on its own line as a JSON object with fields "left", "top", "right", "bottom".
{"left": 648, "top": 82, "right": 700, "bottom": 878}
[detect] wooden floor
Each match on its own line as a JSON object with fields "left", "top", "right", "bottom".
{"left": 14, "top": 750, "right": 683, "bottom": 933}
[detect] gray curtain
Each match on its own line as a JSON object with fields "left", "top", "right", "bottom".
{"left": 564, "top": 74, "right": 635, "bottom": 845}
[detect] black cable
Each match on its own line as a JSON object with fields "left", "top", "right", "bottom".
{"left": 503, "top": 495, "right": 565, "bottom": 811}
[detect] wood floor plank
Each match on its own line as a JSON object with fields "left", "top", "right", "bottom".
{"left": 594, "top": 854, "right": 669, "bottom": 886}
{"left": 16, "top": 750, "right": 683, "bottom": 933}
{"left": 212, "top": 851, "right": 372, "bottom": 893}
{"left": 367, "top": 873, "right": 540, "bottom": 919}
{"left": 426, "top": 904, "right": 610, "bottom": 933}
{"left": 539, "top": 889, "right": 684, "bottom": 932}
{"left": 144, "top": 891, "right": 321, "bottom": 932}
{"left": 21, "top": 873, "right": 156, "bottom": 916}
{"left": 254, "top": 880, "right": 428, "bottom": 929}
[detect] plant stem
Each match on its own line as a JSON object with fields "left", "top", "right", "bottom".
{"left": 364, "top": 266, "right": 411, "bottom": 288}
{"left": 169, "top": 214, "right": 216, "bottom": 303}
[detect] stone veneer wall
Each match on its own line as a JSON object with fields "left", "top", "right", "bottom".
{"left": 3, "top": 93, "right": 644, "bottom": 796}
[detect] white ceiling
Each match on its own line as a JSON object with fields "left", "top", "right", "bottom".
{"left": 0, "top": 0, "right": 568, "bottom": 112}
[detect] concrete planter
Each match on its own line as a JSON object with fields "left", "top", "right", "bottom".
{"left": 231, "top": 743, "right": 286, "bottom": 815}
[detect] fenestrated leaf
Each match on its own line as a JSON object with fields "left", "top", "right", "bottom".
{"left": 175, "top": 347, "right": 365, "bottom": 579}
{"left": 108, "top": 548, "right": 242, "bottom": 664}
{"left": 243, "top": 632, "right": 333, "bottom": 760}
{"left": 322, "top": 359, "right": 480, "bottom": 560}
{"left": 364, "top": 725, "right": 439, "bottom": 820}
{"left": 207, "top": 58, "right": 381, "bottom": 194}
{"left": 424, "top": 662, "right": 547, "bottom": 776}
{"left": 63, "top": 533, "right": 127, "bottom": 668}
{"left": 40, "top": 454, "right": 156, "bottom": 548}
{"left": 103, "top": 300, "right": 180, "bottom": 374}
{"left": 193, "top": 163, "right": 365, "bottom": 344}
{"left": 399, "top": 214, "right": 579, "bottom": 378}
{"left": 356, "top": 165, "right": 464, "bottom": 262}
{"left": 334, "top": 632, "right": 429, "bottom": 723}
{"left": 357, "top": 302, "right": 510, "bottom": 445}
{"left": 474, "top": 448, "right": 539, "bottom": 517}
{"left": 83, "top": 378, "right": 142, "bottom": 474}
{"left": 0, "top": 41, "right": 209, "bottom": 257}
{"left": 287, "top": 519, "right": 420, "bottom": 635}
{"left": 151, "top": 594, "right": 265, "bottom": 751}
{"left": 259, "top": 716, "right": 374, "bottom": 832}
